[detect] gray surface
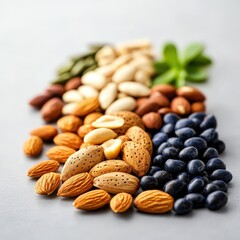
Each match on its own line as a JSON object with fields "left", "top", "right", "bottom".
{"left": 0, "top": 0, "right": 240, "bottom": 239}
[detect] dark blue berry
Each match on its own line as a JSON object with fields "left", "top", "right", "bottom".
{"left": 211, "top": 180, "right": 228, "bottom": 193}
{"left": 200, "top": 128, "right": 218, "bottom": 145}
{"left": 177, "top": 172, "right": 191, "bottom": 183}
{"left": 152, "top": 132, "right": 168, "bottom": 149}
{"left": 153, "top": 170, "right": 172, "bottom": 188}
{"left": 205, "top": 158, "right": 226, "bottom": 173}
{"left": 188, "top": 112, "right": 206, "bottom": 121}
{"left": 184, "top": 137, "right": 207, "bottom": 152}
{"left": 203, "top": 183, "right": 219, "bottom": 196}
{"left": 156, "top": 142, "right": 171, "bottom": 155}
{"left": 163, "top": 113, "right": 180, "bottom": 124}
{"left": 191, "top": 118, "right": 201, "bottom": 130}
{"left": 214, "top": 140, "right": 226, "bottom": 154}
{"left": 187, "top": 159, "right": 205, "bottom": 176}
{"left": 200, "top": 115, "right": 217, "bottom": 131}
{"left": 202, "top": 148, "right": 219, "bottom": 161}
{"left": 178, "top": 146, "right": 198, "bottom": 161}
{"left": 187, "top": 178, "right": 205, "bottom": 193}
{"left": 162, "top": 147, "right": 179, "bottom": 159}
{"left": 163, "top": 179, "right": 186, "bottom": 198}
{"left": 148, "top": 166, "right": 162, "bottom": 176}
{"left": 152, "top": 155, "right": 166, "bottom": 167}
{"left": 167, "top": 137, "right": 183, "bottom": 149}
{"left": 160, "top": 123, "right": 175, "bottom": 136}
{"left": 192, "top": 176, "right": 209, "bottom": 185}
{"left": 164, "top": 159, "right": 186, "bottom": 175}
{"left": 206, "top": 190, "right": 228, "bottom": 210}
{"left": 175, "top": 118, "right": 195, "bottom": 130}
{"left": 175, "top": 127, "right": 196, "bottom": 140}
{"left": 185, "top": 193, "right": 205, "bottom": 208}
{"left": 140, "top": 176, "right": 158, "bottom": 191}
{"left": 210, "top": 169, "right": 233, "bottom": 184}
{"left": 174, "top": 198, "right": 193, "bottom": 215}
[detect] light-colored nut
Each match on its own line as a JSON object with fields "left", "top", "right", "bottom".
{"left": 142, "top": 112, "right": 163, "bottom": 130}
{"left": 92, "top": 115, "right": 124, "bottom": 129}
{"left": 101, "top": 139, "right": 122, "bottom": 159}
{"left": 105, "top": 97, "right": 136, "bottom": 114}
{"left": 78, "top": 85, "right": 99, "bottom": 99}
{"left": 62, "top": 90, "right": 84, "bottom": 103}
{"left": 80, "top": 142, "right": 93, "bottom": 149}
{"left": 111, "top": 54, "right": 132, "bottom": 69}
{"left": 84, "top": 112, "right": 103, "bottom": 125}
{"left": 134, "top": 70, "right": 151, "bottom": 86}
{"left": 77, "top": 124, "right": 95, "bottom": 138}
{"left": 117, "top": 135, "right": 130, "bottom": 144}
{"left": 95, "top": 46, "right": 117, "bottom": 64}
{"left": 96, "top": 65, "right": 116, "bottom": 77}
{"left": 112, "top": 64, "right": 136, "bottom": 83}
{"left": 117, "top": 92, "right": 128, "bottom": 98}
{"left": 118, "top": 81, "right": 150, "bottom": 97}
{"left": 81, "top": 71, "right": 108, "bottom": 90}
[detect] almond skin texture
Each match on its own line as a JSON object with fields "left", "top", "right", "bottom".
{"left": 46, "top": 84, "right": 65, "bottom": 97}
{"left": 83, "top": 112, "right": 103, "bottom": 125}
{"left": 135, "top": 100, "right": 160, "bottom": 117}
{"left": 27, "top": 160, "right": 60, "bottom": 178}
{"left": 29, "top": 92, "right": 53, "bottom": 109}
{"left": 80, "top": 142, "right": 93, "bottom": 149}
{"left": 61, "top": 145, "right": 104, "bottom": 181}
{"left": 176, "top": 86, "right": 206, "bottom": 102}
{"left": 150, "top": 84, "right": 176, "bottom": 99}
{"left": 57, "top": 115, "right": 82, "bottom": 133}
{"left": 191, "top": 102, "right": 206, "bottom": 112}
{"left": 150, "top": 91, "right": 170, "bottom": 107}
{"left": 89, "top": 160, "right": 132, "bottom": 178}
{"left": 134, "top": 190, "right": 174, "bottom": 214}
{"left": 65, "top": 77, "right": 82, "bottom": 91}
{"left": 57, "top": 173, "right": 93, "bottom": 197}
{"left": 77, "top": 124, "right": 95, "bottom": 138}
{"left": 93, "top": 172, "right": 139, "bottom": 194}
{"left": 23, "top": 136, "right": 43, "bottom": 157}
{"left": 30, "top": 125, "right": 58, "bottom": 141}
{"left": 35, "top": 172, "right": 61, "bottom": 195}
{"left": 110, "top": 193, "right": 133, "bottom": 213}
{"left": 73, "top": 189, "right": 111, "bottom": 210}
{"left": 122, "top": 141, "right": 151, "bottom": 177}
{"left": 171, "top": 97, "right": 191, "bottom": 116}
{"left": 46, "top": 146, "right": 76, "bottom": 163}
{"left": 53, "top": 132, "right": 83, "bottom": 150}
{"left": 158, "top": 107, "right": 173, "bottom": 115}
{"left": 142, "top": 112, "right": 163, "bottom": 130}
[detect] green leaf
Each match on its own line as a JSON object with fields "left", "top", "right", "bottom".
{"left": 176, "top": 70, "right": 186, "bottom": 88}
{"left": 188, "top": 55, "right": 212, "bottom": 67}
{"left": 152, "top": 68, "right": 177, "bottom": 86}
{"left": 182, "top": 43, "right": 204, "bottom": 65}
{"left": 186, "top": 68, "right": 208, "bottom": 82}
{"left": 153, "top": 61, "right": 170, "bottom": 74}
{"left": 163, "top": 43, "right": 179, "bottom": 67}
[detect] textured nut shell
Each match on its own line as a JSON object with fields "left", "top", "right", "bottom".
{"left": 27, "top": 160, "right": 60, "bottom": 178}
{"left": 89, "top": 160, "right": 132, "bottom": 178}
{"left": 150, "top": 84, "right": 176, "bottom": 99}
{"left": 134, "top": 190, "right": 174, "bottom": 214}
{"left": 57, "top": 115, "right": 82, "bottom": 133}
{"left": 99, "top": 83, "right": 118, "bottom": 110}
{"left": 46, "top": 146, "right": 76, "bottom": 163}
{"left": 117, "top": 135, "right": 131, "bottom": 144}
{"left": 118, "top": 81, "right": 150, "bottom": 97}
{"left": 93, "top": 172, "right": 139, "bottom": 194}
{"left": 30, "top": 125, "right": 58, "bottom": 141}
{"left": 176, "top": 86, "right": 206, "bottom": 102}
{"left": 171, "top": 97, "right": 191, "bottom": 115}
{"left": 84, "top": 112, "right": 103, "bottom": 125}
{"left": 80, "top": 142, "right": 93, "bottom": 149}
{"left": 35, "top": 172, "right": 61, "bottom": 195}
{"left": 73, "top": 189, "right": 111, "bottom": 210}
{"left": 23, "top": 136, "right": 43, "bottom": 157}
{"left": 77, "top": 124, "right": 96, "bottom": 138}
{"left": 57, "top": 173, "right": 93, "bottom": 197}
{"left": 110, "top": 193, "right": 133, "bottom": 213}
{"left": 101, "top": 139, "right": 122, "bottom": 159}
{"left": 92, "top": 115, "right": 124, "bottom": 129}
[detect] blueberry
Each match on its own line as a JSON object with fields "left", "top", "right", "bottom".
{"left": 187, "top": 178, "right": 205, "bottom": 193}
{"left": 206, "top": 190, "right": 228, "bottom": 210}
{"left": 167, "top": 137, "right": 183, "bottom": 149}
{"left": 164, "top": 159, "right": 186, "bottom": 175}
{"left": 203, "top": 183, "right": 219, "bottom": 196}
{"left": 184, "top": 137, "right": 207, "bottom": 152}
{"left": 214, "top": 140, "right": 226, "bottom": 154}
{"left": 162, "top": 147, "right": 179, "bottom": 159}
{"left": 152, "top": 155, "right": 166, "bottom": 167}
{"left": 188, "top": 112, "right": 206, "bottom": 121}
{"left": 148, "top": 166, "right": 162, "bottom": 176}
{"left": 177, "top": 172, "right": 191, "bottom": 183}
{"left": 175, "top": 118, "right": 196, "bottom": 130}
{"left": 191, "top": 118, "right": 201, "bottom": 130}
{"left": 201, "top": 171, "right": 209, "bottom": 178}
{"left": 211, "top": 180, "right": 228, "bottom": 193}
{"left": 163, "top": 113, "right": 181, "bottom": 124}
{"left": 163, "top": 179, "right": 186, "bottom": 198}
{"left": 178, "top": 146, "right": 198, "bottom": 161}
{"left": 140, "top": 176, "right": 159, "bottom": 191}
{"left": 192, "top": 176, "right": 209, "bottom": 185}
{"left": 210, "top": 169, "right": 233, "bottom": 184}
{"left": 156, "top": 142, "right": 171, "bottom": 155}
{"left": 202, "top": 148, "right": 219, "bottom": 161}
{"left": 160, "top": 123, "right": 175, "bottom": 136}
{"left": 185, "top": 193, "right": 205, "bottom": 208}
{"left": 200, "top": 128, "right": 218, "bottom": 145}
{"left": 152, "top": 132, "right": 168, "bottom": 149}
{"left": 174, "top": 198, "right": 193, "bottom": 215}
{"left": 153, "top": 170, "right": 172, "bottom": 188}
{"left": 175, "top": 127, "right": 196, "bottom": 140}
{"left": 205, "top": 158, "right": 226, "bottom": 173}
{"left": 200, "top": 115, "right": 217, "bottom": 131}
{"left": 187, "top": 159, "right": 205, "bottom": 176}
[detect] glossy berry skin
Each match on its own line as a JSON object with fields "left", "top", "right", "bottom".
{"left": 178, "top": 146, "right": 198, "bottom": 161}
{"left": 200, "top": 115, "right": 217, "bottom": 131}
{"left": 191, "top": 118, "right": 201, "bottom": 130}
{"left": 211, "top": 180, "right": 228, "bottom": 193}
{"left": 140, "top": 176, "right": 158, "bottom": 191}
{"left": 192, "top": 176, "right": 209, "bottom": 185}
{"left": 167, "top": 137, "right": 183, "bottom": 149}
{"left": 185, "top": 193, "right": 205, "bottom": 208}
{"left": 174, "top": 198, "right": 193, "bottom": 215}
{"left": 200, "top": 128, "right": 218, "bottom": 145}
{"left": 152, "top": 132, "right": 168, "bottom": 149}
{"left": 156, "top": 142, "right": 171, "bottom": 155}
{"left": 163, "top": 113, "right": 180, "bottom": 124}
{"left": 163, "top": 179, "right": 186, "bottom": 198}
{"left": 188, "top": 112, "right": 206, "bottom": 121}
{"left": 177, "top": 172, "right": 191, "bottom": 183}
{"left": 187, "top": 159, "right": 205, "bottom": 176}
{"left": 152, "top": 155, "right": 166, "bottom": 167}
{"left": 203, "top": 183, "right": 219, "bottom": 196}
{"left": 162, "top": 147, "right": 179, "bottom": 159}
{"left": 175, "top": 118, "right": 196, "bottom": 130}
{"left": 187, "top": 178, "right": 205, "bottom": 193}
{"left": 160, "top": 123, "right": 175, "bottom": 136}
{"left": 210, "top": 169, "right": 233, "bottom": 184}
{"left": 148, "top": 166, "right": 162, "bottom": 176}
{"left": 153, "top": 170, "right": 172, "bottom": 188}
{"left": 175, "top": 127, "right": 196, "bottom": 141}
{"left": 164, "top": 159, "right": 186, "bottom": 175}
{"left": 184, "top": 137, "right": 207, "bottom": 152}
{"left": 205, "top": 158, "right": 226, "bottom": 173}
{"left": 206, "top": 190, "right": 228, "bottom": 210}
{"left": 214, "top": 140, "right": 226, "bottom": 154}
{"left": 202, "top": 148, "right": 219, "bottom": 161}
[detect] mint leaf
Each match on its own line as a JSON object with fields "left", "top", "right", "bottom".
{"left": 153, "top": 61, "right": 170, "bottom": 74}
{"left": 163, "top": 43, "right": 179, "bottom": 67}
{"left": 152, "top": 68, "right": 177, "bottom": 86}
{"left": 188, "top": 55, "right": 212, "bottom": 67}
{"left": 186, "top": 68, "right": 208, "bottom": 82}
{"left": 182, "top": 43, "right": 204, "bottom": 65}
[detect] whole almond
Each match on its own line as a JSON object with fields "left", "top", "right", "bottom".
{"left": 53, "top": 132, "right": 83, "bottom": 150}
{"left": 118, "top": 81, "right": 150, "bottom": 97}
{"left": 29, "top": 92, "right": 53, "bottom": 109}
{"left": 134, "top": 190, "right": 174, "bottom": 214}
{"left": 110, "top": 193, "right": 133, "bottom": 213}
{"left": 27, "top": 160, "right": 60, "bottom": 178}
{"left": 80, "top": 142, "right": 93, "bottom": 149}
{"left": 62, "top": 90, "right": 84, "bottom": 103}
{"left": 57, "top": 115, "right": 82, "bottom": 133}
{"left": 158, "top": 107, "right": 173, "bottom": 115}
{"left": 83, "top": 112, "right": 103, "bottom": 125}
{"left": 30, "top": 125, "right": 58, "bottom": 141}
{"left": 176, "top": 86, "right": 206, "bottom": 102}
{"left": 112, "top": 64, "right": 136, "bottom": 83}
{"left": 46, "top": 146, "right": 76, "bottom": 163}
{"left": 57, "top": 173, "right": 93, "bottom": 197}
{"left": 46, "top": 84, "right": 65, "bottom": 97}
{"left": 41, "top": 97, "right": 63, "bottom": 122}
{"left": 135, "top": 100, "right": 160, "bottom": 117}
{"left": 65, "top": 77, "right": 81, "bottom": 91}
{"left": 191, "top": 102, "right": 206, "bottom": 112}
{"left": 78, "top": 85, "right": 99, "bottom": 99}
{"left": 136, "top": 97, "right": 149, "bottom": 107}
{"left": 35, "top": 172, "right": 61, "bottom": 195}
{"left": 171, "top": 97, "right": 191, "bottom": 115}
{"left": 150, "top": 84, "right": 176, "bottom": 99}
{"left": 150, "top": 91, "right": 170, "bottom": 107}
{"left": 23, "top": 136, "right": 43, "bottom": 157}
{"left": 73, "top": 189, "right": 111, "bottom": 210}
{"left": 93, "top": 172, "right": 139, "bottom": 194}
{"left": 142, "top": 112, "right": 162, "bottom": 130}
{"left": 77, "top": 124, "right": 95, "bottom": 138}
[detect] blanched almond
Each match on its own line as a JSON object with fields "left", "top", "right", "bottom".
{"left": 92, "top": 115, "right": 124, "bottom": 129}
{"left": 101, "top": 139, "right": 122, "bottom": 159}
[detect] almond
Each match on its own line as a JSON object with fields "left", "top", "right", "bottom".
{"left": 150, "top": 84, "right": 176, "bottom": 99}
{"left": 53, "top": 132, "right": 83, "bottom": 150}
{"left": 92, "top": 115, "right": 124, "bottom": 129}
{"left": 117, "top": 135, "right": 131, "bottom": 144}
{"left": 23, "top": 136, "right": 43, "bottom": 157}
{"left": 57, "top": 173, "right": 93, "bottom": 197}
{"left": 158, "top": 107, "right": 173, "bottom": 115}
{"left": 89, "top": 160, "right": 132, "bottom": 178}
{"left": 77, "top": 124, "right": 96, "bottom": 138}
{"left": 191, "top": 102, "right": 206, "bottom": 112}
{"left": 150, "top": 91, "right": 170, "bottom": 107}
{"left": 176, "top": 86, "right": 206, "bottom": 102}
{"left": 101, "top": 139, "right": 122, "bottom": 159}
{"left": 65, "top": 77, "right": 82, "bottom": 91}
{"left": 136, "top": 97, "right": 149, "bottom": 107}
{"left": 35, "top": 172, "right": 61, "bottom": 195}
{"left": 80, "top": 142, "right": 93, "bottom": 149}
{"left": 57, "top": 115, "right": 82, "bottom": 133}
{"left": 46, "top": 146, "right": 76, "bottom": 163}
{"left": 30, "top": 125, "right": 58, "bottom": 141}
{"left": 110, "top": 193, "right": 133, "bottom": 213}
{"left": 83, "top": 112, "right": 103, "bottom": 125}
{"left": 27, "top": 160, "right": 60, "bottom": 178}
{"left": 41, "top": 97, "right": 64, "bottom": 122}
{"left": 93, "top": 172, "right": 139, "bottom": 194}
{"left": 46, "top": 84, "right": 65, "bottom": 97}
{"left": 61, "top": 145, "right": 104, "bottom": 181}
{"left": 73, "top": 189, "right": 111, "bottom": 210}
{"left": 142, "top": 112, "right": 162, "bottom": 130}
{"left": 134, "top": 190, "right": 174, "bottom": 214}
{"left": 122, "top": 141, "right": 151, "bottom": 177}
{"left": 171, "top": 97, "right": 191, "bottom": 115}
{"left": 135, "top": 100, "right": 160, "bottom": 117}
{"left": 29, "top": 92, "right": 53, "bottom": 109}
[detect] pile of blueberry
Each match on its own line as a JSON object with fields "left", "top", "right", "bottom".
{"left": 141, "top": 112, "right": 233, "bottom": 215}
